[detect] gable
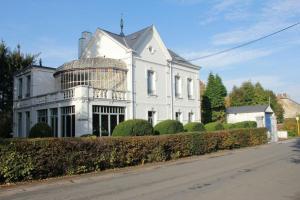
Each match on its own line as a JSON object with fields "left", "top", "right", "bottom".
{"left": 81, "top": 29, "right": 129, "bottom": 59}
{"left": 133, "top": 26, "right": 171, "bottom": 64}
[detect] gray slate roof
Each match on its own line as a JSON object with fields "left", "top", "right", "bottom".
{"left": 226, "top": 105, "right": 271, "bottom": 114}
{"left": 99, "top": 26, "right": 196, "bottom": 67}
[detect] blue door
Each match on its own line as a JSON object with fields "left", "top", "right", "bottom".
{"left": 265, "top": 113, "right": 272, "bottom": 132}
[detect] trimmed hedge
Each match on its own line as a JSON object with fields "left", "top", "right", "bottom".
{"left": 112, "top": 119, "right": 153, "bottom": 136}
{"left": 154, "top": 120, "right": 184, "bottom": 135}
{"left": 0, "top": 128, "right": 267, "bottom": 184}
{"left": 184, "top": 122, "right": 205, "bottom": 132}
{"left": 204, "top": 122, "right": 224, "bottom": 131}
{"left": 29, "top": 123, "right": 52, "bottom": 138}
{"left": 233, "top": 121, "right": 257, "bottom": 129}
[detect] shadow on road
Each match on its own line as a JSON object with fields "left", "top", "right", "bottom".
{"left": 291, "top": 138, "right": 300, "bottom": 164}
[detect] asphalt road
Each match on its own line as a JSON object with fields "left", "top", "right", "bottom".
{"left": 1, "top": 138, "right": 300, "bottom": 200}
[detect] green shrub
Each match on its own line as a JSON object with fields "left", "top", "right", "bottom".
{"left": 223, "top": 123, "right": 235, "bottom": 130}
{"left": 80, "top": 134, "right": 97, "bottom": 138}
{"left": 283, "top": 118, "right": 297, "bottom": 134}
{"left": 204, "top": 122, "right": 224, "bottom": 131}
{"left": 154, "top": 120, "right": 184, "bottom": 135}
{"left": 0, "top": 128, "right": 267, "bottom": 184}
{"left": 288, "top": 131, "right": 297, "bottom": 137}
{"left": 112, "top": 119, "right": 153, "bottom": 136}
{"left": 234, "top": 121, "right": 257, "bottom": 129}
{"left": 29, "top": 123, "right": 52, "bottom": 138}
{"left": 184, "top": 122, "right": 205, "bottom": 132}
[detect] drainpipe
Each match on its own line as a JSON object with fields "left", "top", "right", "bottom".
{"left": 168, "top": 61, "right": 174, "bottom": 120}
{"left": 131, "top": 53, "right": 136, "bottom": 119}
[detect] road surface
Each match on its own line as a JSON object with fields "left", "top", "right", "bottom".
{"left": 1, "top": 138, "right": 300, "bottom": 200}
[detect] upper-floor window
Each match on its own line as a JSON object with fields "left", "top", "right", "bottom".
{"left": 147, "top": 70, "right": 156, "bottom": 95}
{"left": 18, "top": 78, "right": 23, "bottom": 99}
{"left": 37, "top": 109, "right": 48, "bottom": 123}
{"left": 175, "top": 76, "right": 182, "bottom": 98}
{"left": 26, "top": 75, "right": 31, "bottom": 97}
{"left": 187, "top": 78, "right": 193, "bottom": 99}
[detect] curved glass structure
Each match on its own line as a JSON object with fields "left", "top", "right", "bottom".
{"left": 54, "top": 57, "right": 127, "bottom": 91}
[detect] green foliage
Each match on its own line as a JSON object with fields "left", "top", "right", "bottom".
{"left": 233, "top": 121, "right": 257, "bottom": 129}
{"left": 184, "top": 122, "right": 205, "bottom": 132}
{"left": 204, "top": 122, "right": 224, "bottom": 131}
{"left": 229, "top": 81, "right": 284, "bottom": 123}
{"left": 29, "top": 123, "right": 52, "bottom": 138}
{"left": 223, "top": 123, "right": 235, "bottom": 130}
{"left": 0, "top": 41, "right": 37, "bottom": 138}
{"left": 154, "top": 120, "right": 184, "bottom": 135}
{"left": 202, "top": 73, "right": 227, "bottom": 123}
{"left": 0, "top": 128, "right": 267, "bottom": 183}
{"left": 288, "top": 131, "right": 297, "bottom": 137}
{"left": 112, "top": 119, "right": 153, "bottom": 136}
{"left": 283, "top": 118, "right": 298, "bottom": 136}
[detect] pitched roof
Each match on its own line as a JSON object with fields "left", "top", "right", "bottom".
{"left": 226, "top": 105, "right": 271, "bottom": 114}
{"left": 98, "top": 26, "right": 197, "bottom": 68}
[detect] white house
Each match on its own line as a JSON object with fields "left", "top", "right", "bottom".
{"left": 13, "top": 25, "right": 201, "bottom": 137}
{"left": 226, "top": 105, "right": 277, "bottom": 133}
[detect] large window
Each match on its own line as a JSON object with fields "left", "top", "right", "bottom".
{"left": 25, "top": 111, "right": 30, "bottom": 137}
{"left": 50, "top": 108, "right": 58, "bottom": 137}
{"left": 187, "top": 78, "right": 193, "bottom": 99}
{"left": 92, "top": 106, "right": 125, "bottom": 136}
{"left": 175, "top": 76, "right": 181, "bottom": 98}
{"left": 18, "top": 78, "right": 23, "bottom": 99}
{"left": 147, "top": 70, "right": 155, "bottom": 95}
{"left": 37, "top": 109, "right": 48, "bottom": 123}
{"left": 61, "top": 106, "right": 75, "bottom": 137}
{"left": 18, "top": 112, "right": 22, "bottom": 137}
{"left": 148, "top": 111, "right": 156, "bottom": 126}
{"left": 26, "top": 75, "right": 31, "bottom": 97}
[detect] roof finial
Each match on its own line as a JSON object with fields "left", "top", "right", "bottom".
{"left": 120, "top": 13, "right": 125, "bottom": 36}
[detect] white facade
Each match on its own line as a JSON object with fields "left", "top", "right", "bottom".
{"left": 13, "top": 25, "right": 201, "bottom": 137}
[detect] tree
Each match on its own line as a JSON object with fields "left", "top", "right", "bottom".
{"left": 0, "top": 41, "right": 36, "bottom": 138}
{"left": 201, "top": 73, "right": 227, "bottom": 123}
{"left": 229, "top": 81, "right": 284, "bottom": 123}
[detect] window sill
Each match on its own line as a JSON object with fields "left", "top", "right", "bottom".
{"left": 148, "top": 94, "right": 158, "bottom": 97}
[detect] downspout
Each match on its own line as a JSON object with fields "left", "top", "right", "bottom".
{"left": 168, "top": 61, "right": 174, "bottom": 120}
{"left": 131, "top": 53, "right": 136, "bottom": 119}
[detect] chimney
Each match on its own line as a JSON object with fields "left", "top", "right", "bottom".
{"left": 78, "top": 31, "right": 92, "bottom": 59}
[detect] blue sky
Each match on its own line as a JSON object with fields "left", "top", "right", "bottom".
{"left": 1, "top": 0, "right": 300, "bottom": 101}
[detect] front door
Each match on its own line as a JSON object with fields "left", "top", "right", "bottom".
{"left": 265, "top": 113, "right": 272, "bottom": 132}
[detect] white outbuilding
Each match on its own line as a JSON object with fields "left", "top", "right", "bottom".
{"left": 226, "top": 105, "right": 277, "bottom": 133}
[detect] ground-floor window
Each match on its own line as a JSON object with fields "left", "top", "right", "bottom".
{"left": 50, "top": 108, "right": 58, "bottom": 137}
{"left": 148, "top": 111, "right": 156, "bottom": 126}
{"left": 188, "top": 112, "right": 194, "bottom": 123}
{"left": 25, "top": 111, "right": 30, "bottom": 136}
{"left": 37, "top": 109, "right": 48, "bottom": 123}
{"left": 175, "top": 112, "right": 182, "bottom": 122}
{"left": 18, "top": 112, "right": 22, "bottom": 137}
{"left": 61, "top": 106, "right": 75, "bottom": 137}
{"left": 92, "top": 106, "right": 125, "bottom": 136}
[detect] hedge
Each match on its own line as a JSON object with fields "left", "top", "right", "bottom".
{"left": 233, "top": 121, "right": 257, "bottom": 129}
{"left": 154, "top": 120, "right": 184, "bottom": 135}
{"left": 184, "top": 122, "right": 205, "bottom": 132}
{"left": 204, "top": 122, "right": 224, "bottom": 131}
{"left": 112, "top": 119, "right": 154, "bottom": 136}
{"left": 0, "top": 128, "right": 267, "bottom": 184}
{"left": 283, "top": 118, "right": 298, "bottom": 136}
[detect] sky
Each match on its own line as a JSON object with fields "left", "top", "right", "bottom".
{"left": 1, "top": 0, "right": 300, "bottom": 102}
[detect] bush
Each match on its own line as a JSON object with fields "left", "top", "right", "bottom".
{"left": 0, "top": 128, "right": 267, "bottom": 184}
{"left": 112, "top": 119, "right": 153, "bottom": 136}
{"left": 154, "top": 120, "right": 184, "bottom": 135}
{"left": 288, "top": 131, "right": 297, "bottom": 137}
{"left": 223, "top": 123, "right": 235, "bottom": 130}
{"left": 184, "top": 122, "right": 205, "bottom": 132}
{"left": 234, "top": 121, "right": 257, "bottom": 129}
{"left": 29, "top": 123, "right": 52, "bottom": 138}
{"left": 283, "top": 118, "right": 298, "bottom": 134}
{"left": 204, "top": 122, "right": 224, "bottom": 131}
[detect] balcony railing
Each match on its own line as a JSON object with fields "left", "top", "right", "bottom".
{"left": 93, "top": 89, "right": 127, "bottom": 100}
